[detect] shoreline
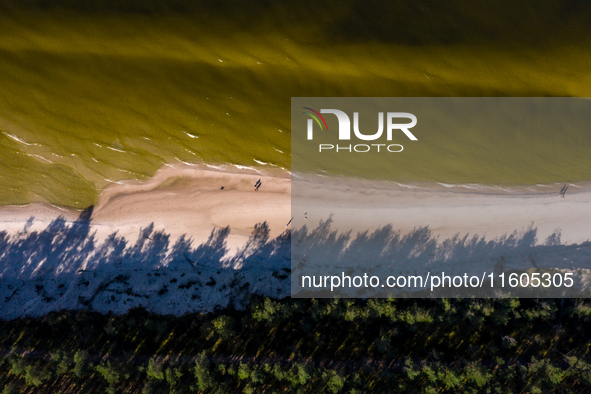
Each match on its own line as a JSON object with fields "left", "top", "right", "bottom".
{"left": 1, "top": 165, "right": 591, "bottom": 316}
{"left": 0, "top": 164, "right": 292, "bottom": 259}
{"left": 1, "top": 164, "right": 590, "bottom": 249}
{"left": 293, "top": 171, "right": 591, "bottom": 197}
{"left": 293, "top": 173, "right": 591, "bottom": 246}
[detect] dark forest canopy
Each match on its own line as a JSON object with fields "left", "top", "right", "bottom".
{"left": 2, "top": 297, "right": 591, "bottom": 393}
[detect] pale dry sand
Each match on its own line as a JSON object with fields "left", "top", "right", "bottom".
{"left": 1, "top": 167, "right": 590, "bottom": 252}
{"left": 0, "top": 165, "right": 291, "bottom": 258}
{"left": 292, "top": 176, "right": 591, "bottom": 245}
{"left": 90, "top": 165, "right": 292, "bottom": 256}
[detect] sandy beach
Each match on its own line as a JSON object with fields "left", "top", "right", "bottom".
{"left": 1, "top": 165, "right": 590, "bottom": 258}
{"left": 92, "top": 166, "right": 292, "bottom": 257}
{"left": 1, "top": 166, "right": 591, "bottom": 317}
{"left": 0, "top": 165, "right": 293, "bottom": 260}
{"left": 292, "top": 175, "right": 591, "bottom": 246}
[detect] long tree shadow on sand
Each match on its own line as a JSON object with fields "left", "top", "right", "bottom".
{"left": 291, "top": 217, "right": 591, "bottom": 298}
{"left": 0, "top": 208, "right": 291, "bottom": 319}
{"left": 1, "top": 210, "right": 591, "bottom": 318}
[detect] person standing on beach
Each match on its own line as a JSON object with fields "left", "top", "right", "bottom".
{"left": 560, "top": 184, "right": 568, "bottom": 198}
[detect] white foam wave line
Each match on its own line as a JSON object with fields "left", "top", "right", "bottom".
{"left": 103, "top": 178, "right": 127, "bottom": 185}
{"left": 232, "top": 164, "right": 258, "bottom": 171}
{"left": 236, "top": 164, "right": 267, "bottom": 176}
{"left": 253, "top": 159, "right": 268, "bottom": 165}
{"left": 273, "top": 148, "right": 284, "bottom": 153}
{"left": 27, "top": 154, "right": 53, "bottom": 164}
{"left": 454, "top": 184, "right": 489, "bottom": 191}
{"left": 183, "top": 131, "right": 199, "bottom": 139}
{"left": 115, "top": 168, "right": 139, "bottom": 176}
{"left": 4, "top": 133, "right": 33, "bottom": 146}
{"left": 436, "top": 182, "right": 516, "bottom": 192}
{"left": 175, "top": 158, "right": 194, "bottom": 166}
{"left": 106, "top": 146, "right": 126, "bottom": 153}
{"left": 395, "top": 183, "right": 421, "bottom": 189}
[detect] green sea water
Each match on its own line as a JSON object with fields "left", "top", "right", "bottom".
{"left": 291, "top": 97, "right": 591, "bottom": 186}
{"left": 1, "top": 0, "right": 591, "bottom": 208}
